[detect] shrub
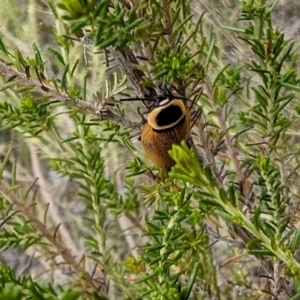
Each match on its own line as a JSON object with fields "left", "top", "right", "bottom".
{"left": 0, "top": 0, "right": 300, "bottom": 299}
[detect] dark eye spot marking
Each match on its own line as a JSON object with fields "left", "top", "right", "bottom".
{"left": 155, "top": 104, "right": 183, "bottom": 127}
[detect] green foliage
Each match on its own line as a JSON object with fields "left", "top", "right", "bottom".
{"left": 0, "top": 97, "right": 52, "bottom": 135}
{"left": 154, "top": 45, "right": 196, "bottom": 82}
{"left": 136, "top": 188, "right": 209, "bottom": 299}
{"left": 0, "top": 265, "right": 81, "bottom": 300}
{"left": 58, "top": 0, "right": 150, "bottom": 49}
{"left": 1, "top": 0, "right": 300, "bottom": 299}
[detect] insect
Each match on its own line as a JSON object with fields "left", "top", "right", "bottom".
{"left": 121, "top": 90, "right": 194, "bottom": 170}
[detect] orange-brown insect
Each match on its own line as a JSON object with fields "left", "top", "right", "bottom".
{"left": 122, "top": 92, "right": 192, "bottom": 170}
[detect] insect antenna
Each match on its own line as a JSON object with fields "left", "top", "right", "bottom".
{"left": 120, "top": 97, "right": 152, "bottom": 102}
{"left": 120, "top": 97, "right": 157, "bottom": 109}
{"left": 163, "top": 94, "right": 188, "bottom": 101}
{"left": 120, "top": 96, "right": 160, "bottom": 105}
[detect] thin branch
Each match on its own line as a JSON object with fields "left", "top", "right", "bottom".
{"left": 0, "top": 62, "right": 140, "bottom": 131}
{"left": 216, "top": 106, "right": 245, "bottom": 182}
{"left": 28, "top": 142, "right": 81, "bottom": 257}
{"left": 0, "top": 181, "right": 102, "bottom": 291}
{"left": 109, "top": 45, "right": 157, "bottom": 98}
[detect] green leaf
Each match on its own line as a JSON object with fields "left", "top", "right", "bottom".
{"left": 215, "top": 210, "right": 233, "bottom": 222}
{"left": 32, "top": 43, "right": 44, "bottom": 71}
{"left": 290, "top": 292, "right": 300, "bottom": 300}
{"left": 0, "top": 149, "right": 12, "bottom": 179}
{"left": 61, "top": 289, "right": 81, "bottom": 300}
{"left": 61, "top": 63, "right": 69, "bottom": 89}
{"left": 205, "top": 37, "right": 215, "bottom": 71}
{"left": 0, "top": 81, "right": 19, "bottom": 92}
{"left": 180, "top": 262, "right": 199, "bottom": 299}
{"left": 291, "top": 230, "right": 300, "bottom": 253}
{"left": 0, "top": 37, "right": 10, "bottom": 56}
{"left": 169, "top": 142, "right": 209, "bottom": 187}
{"left": 48, "top": 48, "right": 65, "bottom": 66}
{"left": 247, "top": 249, "right": 275, "bottom": 256}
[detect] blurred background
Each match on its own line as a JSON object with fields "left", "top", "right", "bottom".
{"left": 1, "top": 0, "right": 300, "bottom": 298}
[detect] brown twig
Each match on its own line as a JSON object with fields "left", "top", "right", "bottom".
{"left": 0, "top": 181, "right": 102, "bottom": 291}
{"left": 0, "top": 62, "right": 140, "bottom": 131}
{"left": 108, "top": 45, "right": 157, "bottom": 99}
